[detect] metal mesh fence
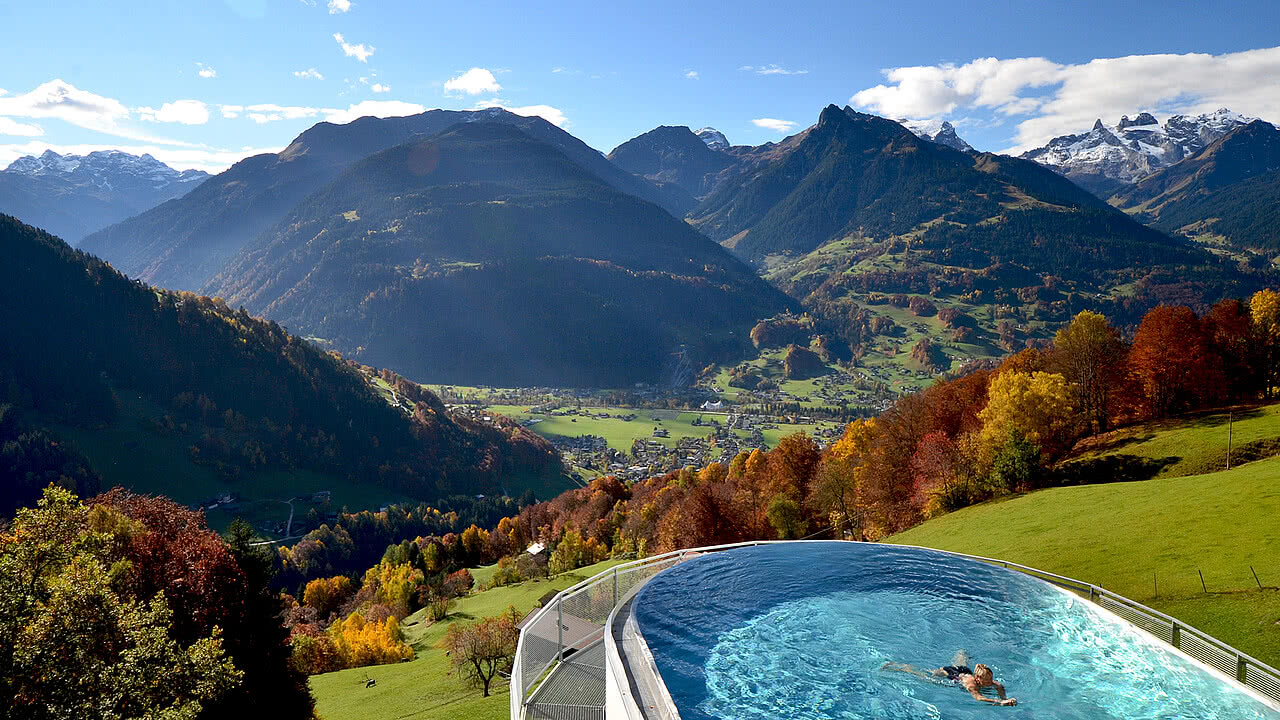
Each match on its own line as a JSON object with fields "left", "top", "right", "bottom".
{"left": 513, "top": 545, "right": 749, "bottom": 718}
{"left": 1098, "top": 595, "right": 1175, "bottom": 644}
{"left": 527, "top": 704, "right": 606, "bottom": 720}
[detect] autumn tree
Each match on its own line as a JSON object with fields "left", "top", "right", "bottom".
{"left": 978, "top": 370, "right": 1074, "bottom": 460}
{"left": 1130, "top": 305, "right": 1220, "bottom": 417}
{"left": 1251, "top": 289, "right": 1280, "bottom": 397}
{"left": 303, "top": 575, "right": 356, "bottom": 618}
{"left": 1052, "top": 310, "right": 1127, "bottom": 434}
{"left": 443, "top": 609, "right": 520, "bottom": 697}
{"left": 1204, "top": 298, "right": 1263, "bottom": 401}
{"left": 910, "top": 431, "right": 968, "bottom": 517}
{"left": 0, "top": 487, "right": 242, "bottom": 717}
{"left": 809, "top": 419, "right": 876, "bottom": 537}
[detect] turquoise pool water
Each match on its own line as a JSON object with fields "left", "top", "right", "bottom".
{"left": 633, "top": 542, "right": 1280, "bottom": 719}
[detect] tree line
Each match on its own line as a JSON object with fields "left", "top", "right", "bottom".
{"left": 471, "top": 291, "right": 1280, "bottom": 556}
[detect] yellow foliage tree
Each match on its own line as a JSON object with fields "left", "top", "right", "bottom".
{"left": 302, "top": 575, "right": 355, "bottom": 618}
{"left": 460, "top": 524, "right": 490, "bottom": 562}
{"left": 978, "top": 371, "right": 1074, "bottom": 459}
{"left": 1251, "top": 289, "right": 1280, "bottom": 397}
{"left": 810, "top": 418, "right": 878, "bottom": 538}
{"left": 327, "top": 611, "right": 413, "bottom": 669}
{"left": 361, "top": 561, "right": 422, "bottom": 617}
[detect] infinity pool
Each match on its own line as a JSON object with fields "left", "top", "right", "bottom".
{"left": 632, "top": 542, "right": 1280, "bottom": 719}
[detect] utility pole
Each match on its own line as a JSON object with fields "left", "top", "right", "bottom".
{"left": 1227, "top": 412, "right": 1233, "bottom": 470}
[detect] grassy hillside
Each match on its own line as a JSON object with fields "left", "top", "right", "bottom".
{"left": 890, "top": 456, "right": 1280, "bottom": 664}
{"left": 310, "top": 558, "right": 622, "bottom": 720}
{"left": 1062, "top": 403, "right": 1280, "bottom": 481}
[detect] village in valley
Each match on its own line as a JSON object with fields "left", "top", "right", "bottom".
{"left": 437, "top": 383, "right": 849, "bottom": 484}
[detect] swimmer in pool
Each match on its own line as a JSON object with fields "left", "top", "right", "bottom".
{"left": 882, "top": 651, "right": 1017, "bottom": 706}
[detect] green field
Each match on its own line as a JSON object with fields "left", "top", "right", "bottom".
{"left": 890, "top": 455, "right": 1280, "bottom": 664}
{"left": 484, "top": 405, "right": 838, "bottom": 454}
{"left": 1065, "top": 403, "right": 1280, "bottom": 480}
{"left": 310, "top": 558, "right": 623, "bottom": 720}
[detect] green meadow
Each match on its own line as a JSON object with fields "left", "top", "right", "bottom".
{"left": 891, "top": 455, "right": 1280, "bottom": 664}
{"left": 309, "top": 558, "right": 623, "bottom": 720}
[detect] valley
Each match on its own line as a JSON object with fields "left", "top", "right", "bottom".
{"left": 4, "top": 22, "right": 1280, "bottom": 719}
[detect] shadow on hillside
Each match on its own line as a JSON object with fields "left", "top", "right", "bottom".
{"left": 1081, "top": 432, "right": 1159, "bottom": 455}
{"left": 1072, "top": 405, "right": 1269, "bottom": 456}
{"left": 1053, "top": 453, "right": 1181, "bottom": 485}
{"left": 1182, "top": 405, "right": 1265, "bottom": 429}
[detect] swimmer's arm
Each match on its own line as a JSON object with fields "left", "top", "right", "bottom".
{"left": 967, "top": 685, "right": 1016, "bottom": 706}
{"left": 993, "top": 681, "right": 1007, "bottom": 699}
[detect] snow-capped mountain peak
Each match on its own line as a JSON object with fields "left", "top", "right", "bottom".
{"left": 695, "top": 127, "right": 729, "bottom": 151}
{"left": 899, "top": 118, "right": 974, "bottom": 152}
{"left": 1021, "top": 108, "right": 1257, "bottom": 193}
{"left": 2, "top": 149, "right": 209, "bottom": 190}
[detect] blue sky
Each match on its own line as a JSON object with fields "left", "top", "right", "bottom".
{"left": 2, "top": 0, "right": 1280, "bottom": 171}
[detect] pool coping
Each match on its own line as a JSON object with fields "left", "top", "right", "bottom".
{"left": 602, "top": 541, "right": 1280, "bottom": 719}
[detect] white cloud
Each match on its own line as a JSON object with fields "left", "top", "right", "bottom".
{"left": 444, "top": 67, "right": 501, "bottom": 95}
{"left": 197, "top": 63, "right": 217, "bottom": 79}
{"left": 293, "top": 68, "right": 324, "bottom": 80}
{"left": 137, "top": 100, "right": 210, "bottom": 125}
{"left": 322, "top": 100, "right": 425, "bottom": 124}
{"left": 370, "top": 83, "right": 390, "bottom": 93}
{"left": 0, "top": 140, "right": 281, "bottom": 174}
{"left": 685, "top": 70, "right": 699, "bottom": 80}
{"left": 849, "top": 47, "right": 1280, "bottom": 152}
{"left": 333, "top": 33, "right": 374, "bottom": 63}
{"left": 743, "top": 64, "right": 808, "bottom": 76}
{"left": 752, "top": 117, "right": 796, "bottom": 133}
{"left": 220, "top": 105, "right": 243, "bottom": 119}
{"left": 0, "top": 79, "right": 130, "bottom": 136}
{"left": 472, "top": 99, "right": 568, "bottom": 127}
{"left": 328, "top": 0, "right": 351, "bottom": 13}
{"left": 0, "top": 117, "right": 43, "bottom": 136}
{"left": 241, "top": 103, "right": 321, "bottom": 124}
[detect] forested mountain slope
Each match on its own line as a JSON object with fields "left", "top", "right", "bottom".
{"left": 205, "top": 122, "right": 794, "bottom": 387}
{"left": 1110, "top": 120, "right": 1280, "bottom": 254}
{"left": 0, "top": 214, "right": 561, "bottom": 515}
{"left": 686, "top": 106, "right": 1268, "bottom": 374}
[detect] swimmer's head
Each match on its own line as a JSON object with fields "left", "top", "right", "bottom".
{"left": 974, "top": 664, "right": 993, "bottom": 684}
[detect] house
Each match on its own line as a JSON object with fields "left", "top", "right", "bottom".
{"left": 526, "top": 541, "right": 547, "bottom": 556}
{"left": 700, "top": 400, "right": 724, "bottom": 411}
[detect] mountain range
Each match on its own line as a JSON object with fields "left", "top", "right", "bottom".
{"left": 9, "top": 100, "right": 1276, "bottom": 393}
{"left": 1020, "top": 109, "right": 1255, "bottom": 196}
{"left": 80, "top": 108, "right": 695, "bottom": 293}
{"left": 0, "top": 150, "right": 208, "bottom": 244}
{"left": 1109, "top": 119, "right": 1280, "bottom": 254}
{"left": 202, "top": 121, "right": 793, "bottom": 387}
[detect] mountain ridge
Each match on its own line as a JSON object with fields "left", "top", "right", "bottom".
{"left": 203, "top": 121, "right": 794, "bottom": 387}
{"left": 0, "top": 149, "right": 208, "bottom": 244}
{"left": 80, "top": 108, "right": 694, "bottom": 292}
{"left": 1020, "top": 108, "right": 1256, "bottom": 196}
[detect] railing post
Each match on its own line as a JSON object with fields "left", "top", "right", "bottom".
{"left": 613, "top": 567, "right": 618, "bottom": 606}
{"left": 558, "top": 602, "right": 564, "bottom": 660}
{"left": 1171, "top": 621, "right": 1180, "bottom": 649}
{"left": 1239, "top": 655, "right": 1248, "bottom": 683}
